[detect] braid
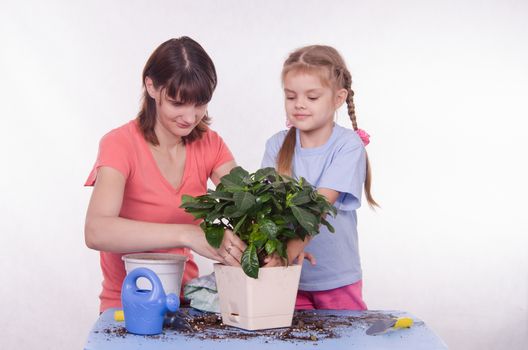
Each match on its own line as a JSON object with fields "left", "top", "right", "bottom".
{"left": 341, "top": 67, "right": 379, "bottom": 208}
{"left": 342, "top": 69, "right": 358, "bottom": 131}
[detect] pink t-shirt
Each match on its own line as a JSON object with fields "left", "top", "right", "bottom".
{"left": 85, "top": 119, "right": 234, "bottom": 312}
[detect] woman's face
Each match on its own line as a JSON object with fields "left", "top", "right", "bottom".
{"left": 146, "top": 78, "right": 208, "bottom": 139}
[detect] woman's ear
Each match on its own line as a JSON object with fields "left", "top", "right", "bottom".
{"left": 335, "top": 88, "right": 348, "bottom": 109}
{"left": 145, "top": 77, "right": 158, "bottom": 99}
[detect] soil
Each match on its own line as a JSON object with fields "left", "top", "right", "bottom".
{"left": 99, "top": 310, "right": 394, "bottom": 343}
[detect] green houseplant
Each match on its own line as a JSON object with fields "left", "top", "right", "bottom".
{"left": 180, "top": 166, "right": 336, "bottom": 278}
{"left": 181, "top": 166, "right": 337, "bottom": 330}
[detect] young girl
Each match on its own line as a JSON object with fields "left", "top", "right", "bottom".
{"left": 261, "top": 45, "right": 377, "bottom": 310}
{"left": 85, "top": 37, "right": 246, "bottom": 313}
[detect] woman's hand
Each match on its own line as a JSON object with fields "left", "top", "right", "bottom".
{"left": 186, "top": 228, "right": 246, "bottom": 266}
{"left": 217, "top": 229, "right": 247, "bottom": 266}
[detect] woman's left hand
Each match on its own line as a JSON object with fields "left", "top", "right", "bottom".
{"left": 217, "top": 229, "right": 247, "bottom": 266}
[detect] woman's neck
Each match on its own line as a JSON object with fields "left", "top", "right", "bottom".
{"left": 153, "top": 122, "right": 183, "bottom": 152}
{"left": 298, "top": 122, "right": 334, "bottom": 148}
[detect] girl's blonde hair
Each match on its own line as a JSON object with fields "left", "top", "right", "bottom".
{"left": 277, "top": 45, "right": 378, "bottom": 207}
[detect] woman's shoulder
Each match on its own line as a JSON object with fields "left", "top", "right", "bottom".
{"left": 101, "top": 120, "right": 138, "bottom": 142}
{"left": 98, "top": 120, "right": 139, "bottom": 151}
{"left": 191, "top": 126, "right": 226, "bottom": 148}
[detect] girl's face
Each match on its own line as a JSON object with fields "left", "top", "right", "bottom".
{"left": 146, "top": 78, "right": 208, "bottom": 140}
{"left": 283, "top": 71, "right": 346, "bottom": 133}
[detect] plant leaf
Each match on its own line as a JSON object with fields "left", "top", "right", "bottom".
{"left": 276, "top": 240, "right": 287, "bottom": 260}
{"left": 233, "top": 214, "right": 247, "bottom": 234}
{"left": 181, "top": 194, "right": 198, "bottom": 204}
{"left": 250, "top": 228, "right": 268, "bottom": 249}
{"left": 233, "top": 191, "right": 256, "bottom": 212}
{"left": 279, "top": 228, "right": 297, "bottom": 238}
{"left": 185, "top": 209, "right": 209, "bottom": 220}
{"left": 265, "top": 239, "right": 278, "bottom": 255}
{"left": 203, "top": 224, "right": 224, "bottom": 248}
{"left": 220, "top": 170, "right": 246, "bottom": 191}
{"left": 224, "top": 205, "right": 246, "bottom": 218}
{"left": 179, "top": 201, "right": 216, "bottom": 210}
{"left": 254, "top": 167, "right": 277, "bottom": 181}
{"left": 321, "top": 217, "right": 335, "bottom": 233}
{"left": 259, "top": 219, "right": 278, "bottom": 239}
{"left": 230, "top": 166, "right": 250, "bottom": 179}
{"left": 290, "top": 206, "right": 319, "bottom": 234}
{"left": 205, "top": 211, "right": 224, "bottom": 223}
{"left": 207, "top": 191, "right": 235, "bottom": 201}
{"left": 241, "top": 244, "right": 259, "bottom": 278}
{"left": 290, "top": 189, "right": 313, "bottom": 206}
{"left": 256, "top": 193, "right": 272, "bottom": 204}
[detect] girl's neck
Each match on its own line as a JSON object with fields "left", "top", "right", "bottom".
{"left": 298, "top": 122, "right": 334, "bottom": 148}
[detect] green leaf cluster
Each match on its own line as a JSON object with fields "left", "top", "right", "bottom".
{"left": 180, "top": 167, "right": 337, "bottom": 279}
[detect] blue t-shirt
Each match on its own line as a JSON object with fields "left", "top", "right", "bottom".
{"left": 261, "top": 124, "right": 366, "bottom": 291}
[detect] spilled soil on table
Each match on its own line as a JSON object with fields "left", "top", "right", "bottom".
{"left": 99, "top": 310, "right": 394, "bottom": 343}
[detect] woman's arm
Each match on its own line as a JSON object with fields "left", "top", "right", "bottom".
{"left": 84, "top": 166, "right": 245, "bottom": 265}
{"left": 210, "top": 160, "right": 237, "bottom": 185}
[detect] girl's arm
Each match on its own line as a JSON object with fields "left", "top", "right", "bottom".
{"left": 84, "top": 166, "right": 245, "bottom": 265}
{"left": 316, "top": 188, "right": 340, "bottom": 205}
{"left": 265, "top": 188, "right": 340, "bottom": 266}
{"left": 286, "top": 188, "right": 339, "bottom": 263}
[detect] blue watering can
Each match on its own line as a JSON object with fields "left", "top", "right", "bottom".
{"left": 121, "top": 267, "right": 180, "bottom": 335}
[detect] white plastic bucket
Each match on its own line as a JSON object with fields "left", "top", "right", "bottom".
{"left": 122, "top": 253, "right": 188, "bottom": 295}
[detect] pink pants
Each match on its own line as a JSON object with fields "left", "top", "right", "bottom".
{"left": 295, "top": 280, "right": 367, "bottom": 310}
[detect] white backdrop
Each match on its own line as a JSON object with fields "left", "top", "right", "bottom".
{"left": 0, "top": 1, "right": 527, "bottom": 349}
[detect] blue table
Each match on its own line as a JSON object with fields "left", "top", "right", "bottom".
{"left": 84, "top": 308, "right": 447, "bottom": 349}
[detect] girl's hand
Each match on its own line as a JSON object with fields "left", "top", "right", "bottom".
{"left": 263, "top": 238, "right": 316, "bottom": 267}
{"left": 263, "top": 252, "right": 286, "bottom": 267}
{"left": 186, "top": 228, "right": 246, "bottom": 266}
{"left": 286, "top": 237, "right": 316, "bottom": 266}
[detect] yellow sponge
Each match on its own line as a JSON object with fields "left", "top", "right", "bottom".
{"left": 114, "top": 310, "right": 125, "bottom": 322}
{"left": 394, "top": 317, "right": 413, "bottom": 329}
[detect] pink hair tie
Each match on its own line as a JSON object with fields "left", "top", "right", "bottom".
{"left": 356, "top": 128, "right": 370, "bottom": 146}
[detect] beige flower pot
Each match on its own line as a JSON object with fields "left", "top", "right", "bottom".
{"left": 122, "top": 253, "right": 188, "bottom": 296}
{"left": 214, "top": 264, "right": 302, "bottom": 330}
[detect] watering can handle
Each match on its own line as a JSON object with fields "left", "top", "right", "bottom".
{"left": 122, "top": 267, "right": 164, "bottom": 301}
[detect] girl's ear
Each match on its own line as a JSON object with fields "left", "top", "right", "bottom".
{"left": 145, "top": 77, "right": 158, "bottom": 99}
{"left": 335, "top": 88, "right": 348, "bottom": 109}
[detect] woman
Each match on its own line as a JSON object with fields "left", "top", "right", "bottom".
{"left": 84, "top": 37, "right": 245, "bottom": 312}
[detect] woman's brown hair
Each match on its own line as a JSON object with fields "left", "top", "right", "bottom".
{"left": 137, "top": 36, "right": 217, "bottom": 145}
{"left": 277, "top": 45, "right": 378, "bottom": 207}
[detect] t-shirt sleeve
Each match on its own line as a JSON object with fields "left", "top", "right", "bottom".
{"left": 261, "top": 137, "right": 279, "bottom": 169}
{"left": 84, "top": 131, "right": 132, "bottom": 186}
{"left": 261, "top": 131, "right": 287, "bottom": 169}
{"left": 318, "top": 142, "right": 366, "bottom": 211}
{"left": 205, "top": 130, "right": 235, "bottom": 177}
